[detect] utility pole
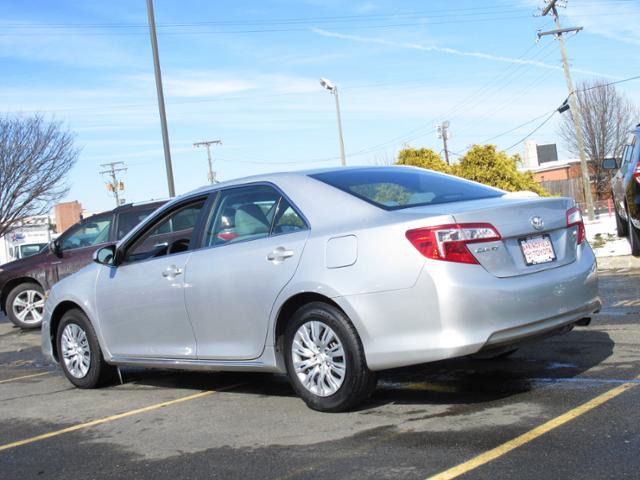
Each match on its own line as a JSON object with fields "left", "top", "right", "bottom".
{"left": 146, "top": 0, "right": 175, "bottom": 197}
{"left": 437, "top": 121, "right": 451, "bottom": 165}
{"left": 538, "top": 0, "right": 594, "bottom": 220}
{"left": 100, "top": 162, "right": 127, "bottom": 207}
{"left": 193, "top": 140, "right": 222, "bottom": 184}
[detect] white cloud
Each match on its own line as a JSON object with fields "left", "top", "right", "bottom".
{"left": 313, "top": 28, "right": 620, "bottom": 79}
{"left": 565, "top": 2, "right": 640, "bottom": 46}
{"left": 356, "top": 2, "right": 378, "bottom": 14}
{"left": 0, "top": 23, "right": 140, "bottom": 68}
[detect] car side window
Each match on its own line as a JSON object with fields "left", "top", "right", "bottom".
{"left": 621, "top": 144, "right": 633, "bottom": 168}
{"left": 205, "top": 185, "right": 281, "bottom": 247}
{"left": 124, "top": 200, "right": 206, "bottom": 263}
{"left": 632, "top": 137, "right": 640, "bottom": 165}
{"left": 116, "top": 207, "right": 157, "bottom": 240}
{"left": 59, "top": 215, "right": 112, "bottom": 251}
{"left": 272, "top": 198, "right": 307, "bottom": 235}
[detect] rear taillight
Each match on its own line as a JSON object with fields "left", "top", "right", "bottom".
{"left": 406, "top": 223, "right": 501, "bottom": 264}
{"left": 634, "top": 164, "right": 640, "bottom": 186}
{"left": 566, "top": 206, "right": 585, "bottom": 245}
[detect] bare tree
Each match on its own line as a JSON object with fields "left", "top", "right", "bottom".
{"left": 559, "top": 79, "right": 638, "bottom": 200}
{"left": 0, "top": 115, "right": 79, "bottom": 239}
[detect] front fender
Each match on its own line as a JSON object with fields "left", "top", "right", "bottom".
{"left": 41, "top": 264, "right": 107, "bottom": 363}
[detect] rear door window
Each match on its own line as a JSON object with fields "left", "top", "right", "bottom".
{"left": 205, "top": 185, "right": 280, "bottom": 247}
{"left": 310, "top": 167, "right": 503, "bottom": 210}
{"left": 203, "top": 184, "right": 307, "bottom": 247}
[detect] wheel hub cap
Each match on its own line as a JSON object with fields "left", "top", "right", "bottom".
{"left": 292, "top": 321, "right": 346, "bottom": 397}
{"left": 12, "top": 289, "right": 44, "bottom": 325}
{"left": 61, "top": 323, "right": 91, "bottom": 379}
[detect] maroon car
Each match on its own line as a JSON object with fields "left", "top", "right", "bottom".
{"left": 0, "top": 200, "right": 165, "bottom": 329}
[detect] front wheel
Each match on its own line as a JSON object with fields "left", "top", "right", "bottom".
{"left": 56, "top": 309, "right": 117, "bottom": 388}
{"left": 284, "top": 302, "right": 376, "bottom": 412}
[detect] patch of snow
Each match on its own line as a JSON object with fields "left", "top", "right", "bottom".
{"left": 584, "top": 214, "right": 631, "bottom": 257}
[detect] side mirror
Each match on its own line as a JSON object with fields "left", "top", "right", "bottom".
{"left": 93, "top": 244, "right": 119, "bottom": 266}
{"left": 602, "top": 158, "right": 618, "bottom": 170}
{"left": 48, "top": 240, "right": 62, "bottom": 258}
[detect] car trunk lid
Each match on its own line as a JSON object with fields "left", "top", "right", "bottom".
{"left": 398, "top": 195, "right": 577, "bottom": 278}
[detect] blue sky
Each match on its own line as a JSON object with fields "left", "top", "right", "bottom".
{"left": 1, "top": 0, "right": 639, "bottom": 212}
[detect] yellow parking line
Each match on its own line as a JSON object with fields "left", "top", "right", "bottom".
{"left": 0, "top": 383, "right": 241, "bottom": 453}
{"left": 0, "top": 372, "right": 50, "bottom": 384}
{"left": 426, "top": 377, "right": 639, "bottom": 480}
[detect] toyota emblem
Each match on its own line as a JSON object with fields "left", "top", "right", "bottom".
{"left": 530, "top": 216, "right": 544, "bottom": 231}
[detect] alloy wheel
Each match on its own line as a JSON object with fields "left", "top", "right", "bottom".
{"left": 61, "top": 323, "right": 92, "bottom": 378}
{"left": 11, "top": 289, "right": 44, "bottom": 325}
{"left": 291, "top": 321, "right": 346, "bottom": 397}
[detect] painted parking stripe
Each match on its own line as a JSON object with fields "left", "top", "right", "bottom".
{"left": 426, "top": 376, "right": 639, "bottom": 480}
{"left": 0, "top": 383, "right": 242, "bottom": 453}
{"left": 0, "top": 372, "right": 50, "bottom": 384}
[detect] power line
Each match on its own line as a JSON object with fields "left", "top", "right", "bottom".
{"left": 504, "top": 111, "right": 557, "bottom": 151}
{"left": 573, "top": 75, "right": 640, "bottom": 94}
{"left": 479, "top": 109, "right": 558, "bottom": 144}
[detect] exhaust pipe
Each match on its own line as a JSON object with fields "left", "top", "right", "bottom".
{"left": 575, "top": 317, "right": 591, "bottom": 327}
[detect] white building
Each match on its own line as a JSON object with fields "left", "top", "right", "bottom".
{"left": 0, "top": 215, "right": 54, "bottom": 265}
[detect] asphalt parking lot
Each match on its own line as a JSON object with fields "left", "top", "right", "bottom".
{"left": 1, "top": 262, "right": 639, "bottom": 480}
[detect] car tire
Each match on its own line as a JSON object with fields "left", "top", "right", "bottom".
{"left": 56, "top": 309, "right": 117, "bottom": 388}
{"left": 627, "top": 208, "right": 640, "bottom": 257}
{"left": 284, "top": 302, "right": 376, "bottom": 412}
{"left": 6, "top": 282, "right": 45, "bottom": 329}
{"left": 615, "top": 202, "right": 629, "bottom": 237}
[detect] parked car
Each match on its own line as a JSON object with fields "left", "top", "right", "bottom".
{"left": 0, "top": 200, "right": 166, "bottom": 329}
{"left": 42, "top": 167, "right": 600, "bottom": 412}
{"left": 607, "top": 124, "right": 640, "bottom": 255}
{"left": 11, "top": 243, "right": 48, "bottom": 260}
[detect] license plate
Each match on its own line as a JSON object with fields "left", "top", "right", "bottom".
{"left": 519, "top": 235, "right": 556, "bottom": 266}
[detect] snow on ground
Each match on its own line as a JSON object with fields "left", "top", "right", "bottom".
{"left": 584, "top": 214, "right": 631, "bottom": 258}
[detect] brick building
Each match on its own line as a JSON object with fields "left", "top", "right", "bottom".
{"left": 54, "top": 201, "right": 83, "bottom": 233}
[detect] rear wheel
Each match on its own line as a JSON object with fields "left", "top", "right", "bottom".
{"left": 284, "top": 302, "right": 376, "bottom": 412}
{"left": 56, "top": 309, "right": 117, "bottom": 388}
{"left": 615, "top": 202, "right": 628, "bottom": 237}
{"left": 628, "top": 208, "right": 640, "bottom": 257}
{"left": 6, "top": 282, "right": 45, "bottom": 329}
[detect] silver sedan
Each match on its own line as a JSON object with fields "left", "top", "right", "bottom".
{"left": 42, "top": 166, "right": 600, "bottom": 412}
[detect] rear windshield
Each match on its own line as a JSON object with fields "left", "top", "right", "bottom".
{"left": 310, "top": 167, "right": 503, "bottom": 210}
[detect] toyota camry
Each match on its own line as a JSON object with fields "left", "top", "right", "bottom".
{"left": 42, "top": 166, "right": 600, "bottom": 412}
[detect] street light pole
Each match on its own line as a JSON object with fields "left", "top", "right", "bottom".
{"left": 320, "top": 78, "right": 346, "bottom": 167}
{"left": 146, "top": 0, "right": 175, "bottom": 197}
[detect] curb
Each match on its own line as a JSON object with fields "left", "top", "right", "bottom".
{"left": 597, "top": 255, "right": 640, "bottom": 270}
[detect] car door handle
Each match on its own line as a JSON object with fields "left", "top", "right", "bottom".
{"left": 162, "top": 265, "right": 183, "bottom": 278}
{"left": 267, "top": 247, "right": 294, "bottom": 262}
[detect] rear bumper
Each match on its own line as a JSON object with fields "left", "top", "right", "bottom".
{"left": 336, "top": 244, "right": 600, "bottom": 370}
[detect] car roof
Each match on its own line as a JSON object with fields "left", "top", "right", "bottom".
{"left": 184, "top": 165, "right": 411, "bottom": 196}
{"left": 81, "top": 199, "right": 168, "bottom": 222}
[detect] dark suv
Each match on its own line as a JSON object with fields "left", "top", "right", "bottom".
{"left": 0, "top": 200, "right": 165, "bottom": 329}
{"left": 608, "top": 124, "right": 640, "bottom": 255}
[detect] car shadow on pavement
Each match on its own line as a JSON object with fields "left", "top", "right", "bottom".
{"left": 118, "top": 328, "right": 615, "bottom": 411}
